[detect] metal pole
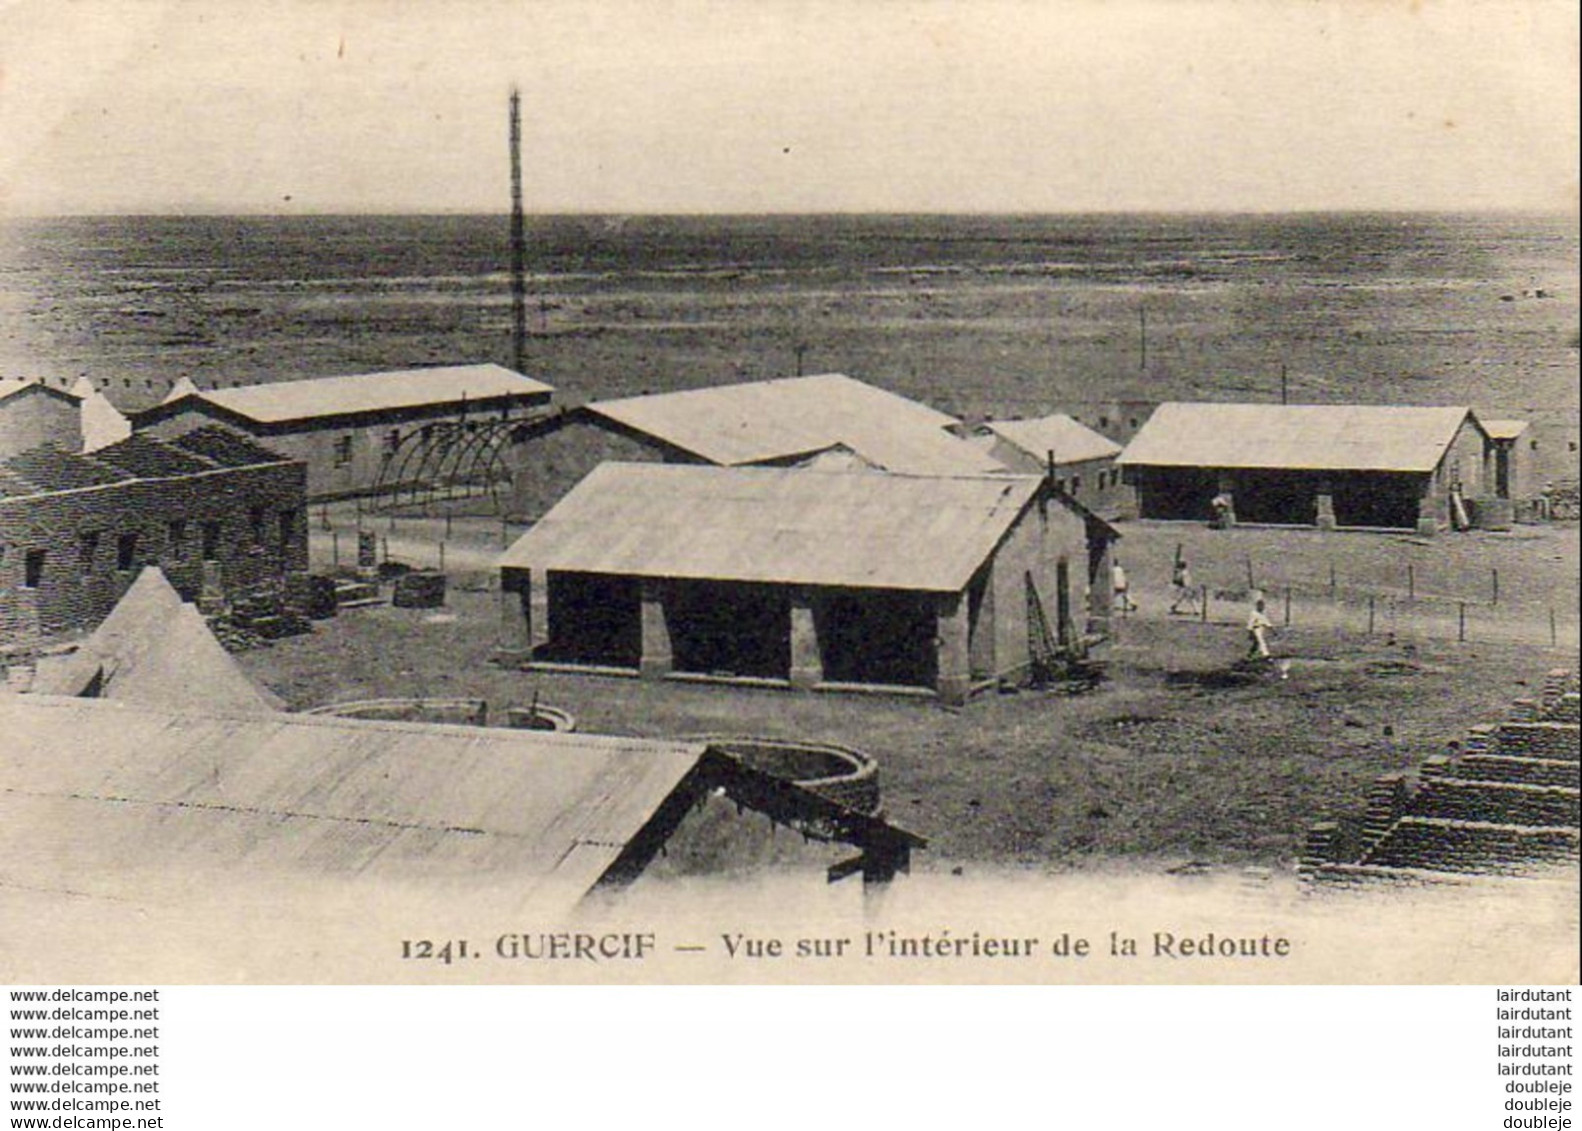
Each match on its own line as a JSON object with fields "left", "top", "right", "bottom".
{"left": 439, "top": 541, "right": 446, "bottom": 574}
{"left": 1458, "top": 601, "right": 1466, "bottom": 642}
{"left": 1407, "top": 563, "right": 1414, "bottom": 600}
{"left": 1368, "top": 595, "right": 1375, "bottom": 636}
{"left": 1200, "top": 585, "right": 1208, "bottom": 623}
{"left": 1329, "top": 561, "right": 1336, "bottom": 600}
{"left": 1244, "top": 555, "right": 1255, "bottom": 591}
{"left": 1550, "top": 608, "right": 1558, "bottom": 647}
{"left": 1491, "top": 568, "right": 1499, "bottom": 606}
{"left": 1283, "top": 586, "right": 1291, "bottom": 627}
{"left": 509, "top": 87, "right": 528, "bottom": 376}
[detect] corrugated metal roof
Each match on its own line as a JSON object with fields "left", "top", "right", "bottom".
{"left": 1116, "top": 402, "right": 1481, "bottom": 472}
{"left": 0, "top": 696, "right": 707, "bottom": 899}
{"left": 983, "top": 414, "right": 1122, "bottom": 465}
{"left": 30, "top": 567, "right": 285, "bottom": 713}
{"left": 587, "top": 373, "right": 1004, "bottom": 475}
{"left": 500, "top": 463, "right": 1044, "bottom": 592}
{"left": 189, "top": 364, "right": 553, "bottom": 424}
{"left": 1482, "top": 419, "right": 1530, "bottom": 441}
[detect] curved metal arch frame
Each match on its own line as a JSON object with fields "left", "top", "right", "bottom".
{"left": 366, "top": 417, "right": 519, "bottom": 516}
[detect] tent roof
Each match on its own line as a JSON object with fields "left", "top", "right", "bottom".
{"left": 500, "top": 462, "right": 1045, "bottom": 592}
{"left": 0, "top": 695, "right": 708, "bottom": 901}
{"left": 29, "top": 567, "right": 285, "bottom": 713}
{"left": 587, "top": 373, "right": 1004, "bottom": 475}
{"left": 172, "top": 364, "right": 552, "bottom": 425}
{"left": 983, "top": 414, "right": 1122, "bottom": 464}
{"left": 1116, "top": 402, "right": 1482, "bottom": 472}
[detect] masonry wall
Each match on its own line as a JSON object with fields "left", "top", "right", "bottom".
{"left": 0, "top": 391, "right": 81, "bottom": 460}
{"left": 988, "top": 440, "right": 1129, "bottom": 517}
{"left": 987, "top": 495, "right": 1091, "bottom": 681}
{"left": 0, "top": 461, "right": 308, "bottom": 641}
{"left": 1425, "top": 416, "right": 1490, "bottom": 527}
{"left": 502, "top": 416, "right": 685, "bottom": 521}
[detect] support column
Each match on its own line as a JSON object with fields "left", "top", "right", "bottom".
{"left": 1087, "top": 537, "right": 1113, "bottom": 637}
{"left": 496, "top": 568, "right": 532, "bottom": 661}
{"left": 936, "top": 589, "right": 970, "bottom": 707}
{"left": 789, "top": 590, "right": 822, "bottom": 691}
{"left": 1415, "top": 483, "right": 1439, "bottom": 537}
{"left": 1213, "top": 474, "right": 1237, "bottom": 528}
{"left": 639, "top": 579, "right": 672, "bottom": 679}
{"left": 1315, "top": 480, "right": 1336, "bottom": 531}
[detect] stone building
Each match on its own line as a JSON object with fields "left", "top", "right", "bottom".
{"left": 974, "top": 413, "right": 1127, "bottom": 517}
{"left": 134, "top": 364, "right": 553, "bottom": 500}
{"left": 498, "top": 463, "right": 1116, "bottom": 705}
{"left": 0, "top": 429, "right": 307, "bottom": 642}
{"left": 501, "top": 373, "right": 1003, "bottom": 520}
{"left": 1117, "top": 402, "right": 1493, "bottom": 534}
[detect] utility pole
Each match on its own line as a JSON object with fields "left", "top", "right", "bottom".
{"left": 508, "top": 87, "right": 528, "bottom": 375}
{"left": 1138, "top": 305, "right": 1147, "bottom": 373}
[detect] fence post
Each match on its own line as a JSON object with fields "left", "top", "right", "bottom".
{"left": 1244, "top": 555, "right": 1255, "bottom": 590}
{"left": 1328, "top": 561, "right": 1336, "bottom": 600}
{"left": 500, "top": 518, "right": 509, "bottom": 549}
{"left": 445, "top": 513, "right": 453, "bottom": 539}
{"left": 332, "top": 531, "right": 340, "bottom": 568}
{"left": 1549, "top": 608, "right": 1557, "bottom": 647}
{"left": 1367, "top": 595, "right": 1375, "bottom": 636}
{"left": 439, "top": 541, "right": 447, "bottom": 574}
{"left": 1458, "top": 601, "right": 1466, "bottom": 643}
{"left": 1407, "top": 563, "right": 1414, "bottom": 600}
{"left": 1491, "top": 568, "right": 1499, "bottom": 606}
{"left": 1200, "top": 585, "right": 1209, "bottom": 623}
{"left": 1283, "top": 586, "right": 1291, "bottom": 627}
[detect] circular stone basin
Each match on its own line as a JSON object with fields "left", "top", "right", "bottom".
{"left": 503, "top": 704, "right": 577, "bottom": 732}
{"left": 301, "top": 698, "right": 487, "bottom": 726}
{"left": 697, "top": 735, "right": 881, "bottom": 815}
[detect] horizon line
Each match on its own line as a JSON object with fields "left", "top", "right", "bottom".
{"left": 5, "top": 205, "right": 1579, "bottom": 221}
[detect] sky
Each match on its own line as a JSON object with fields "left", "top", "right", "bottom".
{"left": 1, "top": 0, "right": 1577, "bottom": 215}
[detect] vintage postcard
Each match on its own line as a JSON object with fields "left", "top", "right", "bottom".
{"left": 0, "top": 0, "right": 1576, "bottom": 987}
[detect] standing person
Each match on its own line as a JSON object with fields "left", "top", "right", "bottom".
{"left": 1246, "top": 596, "right": 1273, "bottom": 660}
{"left": 1112, "top": 558, "right": 1134, "bottom": 613}
{"left": 1169, "top": 554, "right": 1196, "bottom": 614}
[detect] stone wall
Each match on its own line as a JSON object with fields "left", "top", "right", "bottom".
{"left": 0, "top": 461, "right": 307, "bottom": 642}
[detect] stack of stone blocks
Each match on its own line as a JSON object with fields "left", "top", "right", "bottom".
{"left": 1300, "top": 669, "right": 1580, "bottom": 885}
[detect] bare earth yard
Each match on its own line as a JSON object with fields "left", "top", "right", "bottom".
{"left": 244, "top": 517, "right": 1579, "bottom": 875}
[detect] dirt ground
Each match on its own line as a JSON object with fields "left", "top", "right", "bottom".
{"left": 239, "top": 565, "right": 1577, "bottom": 875}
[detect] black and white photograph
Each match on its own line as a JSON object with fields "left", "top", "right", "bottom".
{"left": 0, "top": 0, "right": 1576, "bottom": 999}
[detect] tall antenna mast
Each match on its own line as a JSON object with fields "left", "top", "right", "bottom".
{"left": 508, "top": 87, "right": 528, "bottom": 375}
